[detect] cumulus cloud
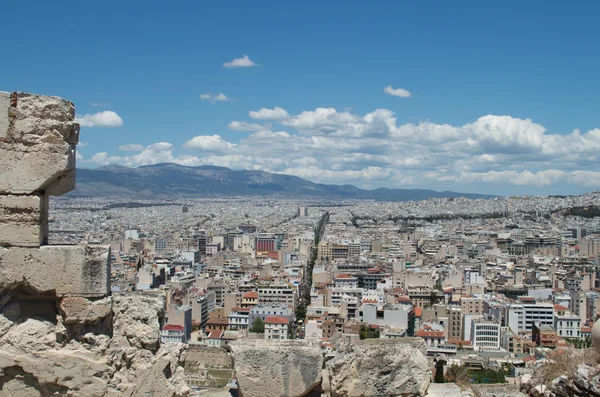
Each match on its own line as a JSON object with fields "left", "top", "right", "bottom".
{"left": 75, "top": 111, "right": 123, "bottom": 128}
{"left": 90, "top": 152, "right": 123, "bottom": 167}
{"left": 90, "top": 106, "right": 600, "bottom": 192}
{"left": 183, "top": 135, "right": 236, "bottom": 152}
{"left": 223, "top": 55, "right": 259, "bottom": 68}
{"left": 249, "top": 107, "right": 289, "bottom": 120}
{"left": 228, "top": 121, "right": 265, "bottom": 131}
{"left": 200, "top": 93, "right": 231, "bottom": 103}
{"left": 384, "top": 85, "right": 412, "bottom": 98}
{"left": 118, "top": 144, "right": 145, "bottom": 152}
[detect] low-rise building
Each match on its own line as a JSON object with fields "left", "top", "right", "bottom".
{"left": 161, "top": 324, "right": 186, "bottom": 343}
{"left": 265, "top": 316, "right": 290, "bottom": 340}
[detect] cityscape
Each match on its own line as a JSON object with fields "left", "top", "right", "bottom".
{"left": 46, "top": 190, "right": 600, "bottom": 394}
{"left": 3, "top": 1, "right": 600, "bottom": 396}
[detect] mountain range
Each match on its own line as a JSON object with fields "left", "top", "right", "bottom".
{"left": 71, "top": 163, "right": 495, "bottom": 201}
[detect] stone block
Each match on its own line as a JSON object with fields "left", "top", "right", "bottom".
{"left": 59, "top": 297, "right": 113, "bottom": 325}
{"left": 0, "top": 91, "right": 9, "bottom": 139}
{"left": 0, "top": 194, "right": 48, "bottom": 247}
{"left": 5, "top": 91, "right": 79, "bottom": 146}
{"left": 0, "top": 142, "right": 75, "bottom": 195}
{"left": 0, "top": 91, "right": 79, "bottom": 196}
{"left": 230, "top": 339, "right": 322, "bottom": 397}
{"left": 0, "top": 245, "right": 111, "bottom": 298}
{"left": 327, "top": 338, "right": 431, "bottom": 397}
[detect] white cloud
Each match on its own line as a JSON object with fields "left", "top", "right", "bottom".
{"left": 223, "top": 55, "right": 259, "bottom": 68}
{"left": 89, "top": 105, "right": 600, "bottom": 192}
{"left": 118, "top": 144, "right": 145, "bottom": 152}
{"left": 183, "top": 135, "right": 236, "bottom": 152}
{"left": 75, "top": 111, "right": 123, "bottom": 128}
{"left": 90, "top": 152, "right": 123, "bottom": 167}
{"left": 384, "top": 85, "right": 412, "bottom": 98}
{"left": 200, "top": 93, "right": 231, "bottom": 103}
{"left": 249, "top": 107, "right": 289, "bottom": 120}
{"left": 148, "top": 142, "right": 172, "bottom": 151}
{"left": 248, "top": 130, "right": 290, "bottom": 139}
{"left": 228, "top": 121, "right": 265, "bottom": 131}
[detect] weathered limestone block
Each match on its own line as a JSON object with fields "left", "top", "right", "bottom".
{"left": 0, "top": 293, "right": 189, "bottom": 397}
{"left": 230, "top": 339, "right": 323, "bottom": 397}
{"left": 0, "top": 91, "right": 79, "bottom": 196}
{"left": 5, "top": 92, "right": 79, "bottom": 146}
{"left": 327, "top": 338, "right": 431, "bottom": 397}
{"left": 59, "top": 297, "right": 113, "bottom": 325}
{"left": 111, "top": 293, "right": 167, "bottom": 351}
{"left": 0, "top": 245, "right": 110, "bottom": 297}
{"left": 0, "top": 91, "right": 9, "bottom": 138}
{"left": 426, "top": 383, "right": 473, "bottom": 397}
{"left": 0, "top": 142, "right": 76, "bottom": 196}
{"left": 0, "top": 194, "right": 48, "bottom": 247}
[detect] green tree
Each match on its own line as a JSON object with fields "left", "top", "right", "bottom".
{"left": 434, "top": 360, "right": 445, "bottom": 383}
{"left": 295, "top": 304, "right": 307, "bottom": 321}
{"left": 359, "top": 326, "right": 380, "bottom": 340}
{"left": 249, "top": 318, "right": 264, "bottom": 333}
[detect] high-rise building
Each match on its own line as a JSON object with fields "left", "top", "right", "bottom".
{"left": 197, "top": 232, "right": 207, "bottom": 256}
{"left": 256, "top": 235, "right": 277, "bottom": 252}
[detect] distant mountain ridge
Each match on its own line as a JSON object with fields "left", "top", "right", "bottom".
{"left": 71, "top": 163, "right": 495, "bottom": 201}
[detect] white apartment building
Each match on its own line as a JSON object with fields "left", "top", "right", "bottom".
{"left": 161, "top": 324, "right": 186, "bottom": 343}
{"left": 358, "top": 303, "right": 414, "bottom": 330}
{"left": 554, "top": 308, "right": 582, "bottom": 339}
{"left": 471, "top": 317, "right": 501, "bottom": 349}
{"left": 265, "top": 316, "right": 290, "bottom": 340}
{"left": 258, "top": 283, "right": 296, "bottom": 307}
{"left": 330, "top": 287, "right": 363, "bottom": 307}
{"left": 507, "top": 300, "right": 554, "bottom": 332}
{"left": 334, "top": 274, "right": 359, "bottom": 288}
{"left": 228, "top": 307, "right": 250, "bottom": 330}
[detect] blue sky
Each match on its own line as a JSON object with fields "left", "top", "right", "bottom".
{"left": 2, "top": 1, "right": 600, "bottom": 196}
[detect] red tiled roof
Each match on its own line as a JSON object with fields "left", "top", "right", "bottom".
{"left": 447, "top": 339, "right": 471, "bottom": 345}
{"left": 362, "top": 299, "right": 378, "bottom": 303}
{"left": 206, "top": 319, "right": 229, "bottom": 325}
{"left": 554, "top": 304, "right": 569, "bottom": 311}
{"left": 231, "top": 307, "right": 251, "bottom": 313}
{"left": 243, "top": 291, "right": 258, "bottom": 299}
{"left": 336, "top": 274, "right": 354, "bottom": 279}
{"left": 414, "top": 307, "right": 423, "bottom": 317}
{"left": 162, "top": 324, "right": 184, "bottom": 331}
{"left": 208, "top": 330, "right": 224, "bottom": 339}
{"left": 416, "top": 330, "right": 445, "bottom": 338}
{"left": 265, "top": 316, "right": 289, "bottom": 325}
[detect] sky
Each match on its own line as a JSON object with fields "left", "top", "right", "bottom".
{"left": 2, "top": 1, "right": 600, "bottom": 196}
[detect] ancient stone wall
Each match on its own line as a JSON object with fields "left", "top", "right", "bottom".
{"left": 186, "top": 346, "right": 233, "bottom": 369}
{"left": 0, "top": 91, "right": 188, "bottom": 397}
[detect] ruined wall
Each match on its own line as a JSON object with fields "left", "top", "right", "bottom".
{"left": 0, "top": 91, "right": 189, "bottom": 397}
{"left": 186, "top": 346, "right": 233, "bottom": 369}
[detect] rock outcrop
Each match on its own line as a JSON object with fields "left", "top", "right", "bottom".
{"left": 230, "top": 339, "right": 323, "bottom": 397}
{"left": 543, "top": 364, "right": 600, "bottom": 397}
{"left": 0, "top": 91, "right": 189, "bottom": 397}
{"left": 0, "top": 293, "right": 189, "bottom": 396}
{"left": 326, "top": 338, "right": 431, "bottom": 397}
